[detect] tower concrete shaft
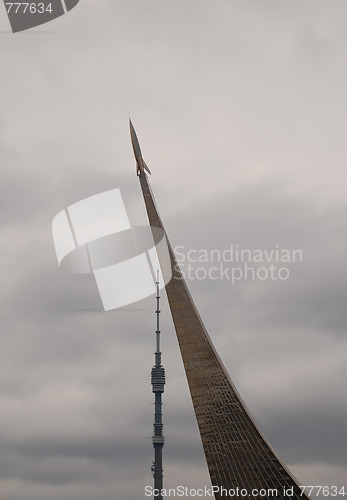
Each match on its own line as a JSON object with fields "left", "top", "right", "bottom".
{"left": 151, "top": 278, "right": 165, "bottom": 499}
{"left": 130, "top": 120, "right": 310, "bottom": 500}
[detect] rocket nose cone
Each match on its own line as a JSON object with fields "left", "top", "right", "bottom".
{"left": 129, "top": 118, "right": 136, "bottom": 139}
{"left": 129, "top": 119, "right": 139, "bottom": 144}
{"left": 129, "top": 119, "right": 143, "bottom": 163}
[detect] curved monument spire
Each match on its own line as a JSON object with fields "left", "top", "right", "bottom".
{"left": 130, "top": 120, "right": 310, "bottom": 500}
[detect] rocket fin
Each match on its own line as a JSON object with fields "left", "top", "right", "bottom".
{"left": 143, "top": 161, "right": 152, "bottom": 175}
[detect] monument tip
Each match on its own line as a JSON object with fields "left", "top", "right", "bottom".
{"left": 129, "top": 120, "right": 152, "bottom": 176}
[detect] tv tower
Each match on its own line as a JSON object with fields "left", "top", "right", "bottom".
{"left": 151, "top": 273, "right": 165, "bottom": 499}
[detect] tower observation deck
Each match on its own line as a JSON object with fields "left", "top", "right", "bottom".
{"left": 130, "top": 120, "right": 310, "bottom": 500}
{"left": 151, "top": 274, "right": 165, "bottom": 499}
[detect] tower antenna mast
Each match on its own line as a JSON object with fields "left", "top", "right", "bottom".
{"left": 151, "top": 272, "right": 165, "bottom": 499}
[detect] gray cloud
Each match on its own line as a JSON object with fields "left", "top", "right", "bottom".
{"left": 0, "top": 0, "right": 346, "bottom": 498}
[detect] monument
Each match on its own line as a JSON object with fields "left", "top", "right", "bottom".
{"left": 130, "top": 120, "right": 310, "bottom": 500}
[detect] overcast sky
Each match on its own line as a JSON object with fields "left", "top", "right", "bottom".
{"left": 0, "top": 1, "right": 346, "bottom": 499}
